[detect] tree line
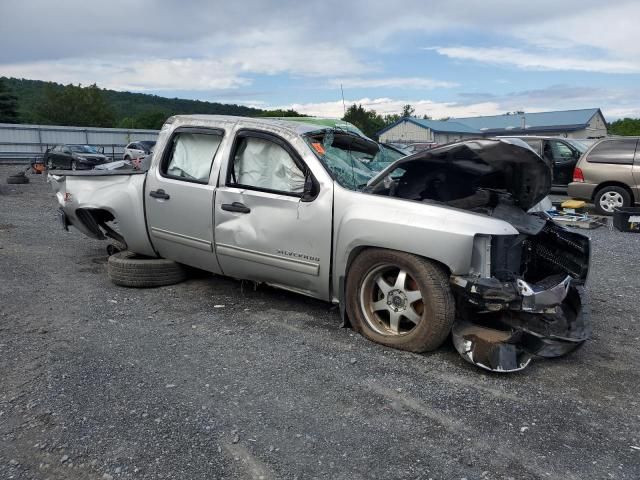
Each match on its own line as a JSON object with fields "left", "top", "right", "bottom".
{"left": 2, "top": 77, "right": 640, "bottom": 137}
{"left": 0, "top": 77, "right": 304, "bottom": 129}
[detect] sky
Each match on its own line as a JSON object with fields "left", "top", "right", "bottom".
{"left": 1, "top": 0, "right": 639, "bottom": 120}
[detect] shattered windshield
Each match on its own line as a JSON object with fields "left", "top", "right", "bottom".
{"left": 304, "top": 130, "right": 405, "bottom": 190}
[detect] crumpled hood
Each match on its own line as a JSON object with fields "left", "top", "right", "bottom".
{"left": 368, "top": 138, "right": 552, "bottom": 210}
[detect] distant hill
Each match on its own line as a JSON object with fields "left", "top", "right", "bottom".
{"left": 1, "top": 77, "right": 300, "bottom": 128}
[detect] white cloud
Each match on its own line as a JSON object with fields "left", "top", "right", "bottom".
{"left": 330, "top": 77, "right": 458, "bottom": 89}
{"left": 283, "top": 97, "right": 502, "bottom": 119}
{"left": 510, "top": 2, "right": 640, "bottom": 61}
{"left": 0, "top": 58, "right": 251, "bottom": 91}
{"left": 430, "top": 46, "right": 640, "bottom": 74}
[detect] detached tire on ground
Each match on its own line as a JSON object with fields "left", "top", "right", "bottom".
{"left": 346, "top": 248, "right": 455, "bottom": 353}
{"left": 107, "top": 251, "right": 187, "bottom": 288}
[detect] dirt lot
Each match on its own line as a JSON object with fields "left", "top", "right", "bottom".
{"left": 1, "top": 165, "right": 639, "bottom": 480}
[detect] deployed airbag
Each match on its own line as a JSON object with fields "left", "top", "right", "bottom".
{"left": 234, "top": 137, "right": 305, "bottom": 193}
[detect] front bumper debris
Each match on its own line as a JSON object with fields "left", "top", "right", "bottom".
{"left": 451, "top": 273, "right": 573, "bottom": 313}
{"left": 451, "top": 274, "right": 589, "bottom": 372}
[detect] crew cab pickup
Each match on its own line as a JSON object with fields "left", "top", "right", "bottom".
{"left": 50, "top": 115, "right": 591, "bottom": 372}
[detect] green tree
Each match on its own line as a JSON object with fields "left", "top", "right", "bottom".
{"left": 257, "top": 109, "right": 305, "bottom": 118}
{"left": 608, "top": 118, "right": 640, "bottom": 136}
{"left": 342, "top": 103, "right": 385, "bottom": 138}
{"left": 35, "top": 83, "right": 116, "bottom": 127}
{"left": 0, "top": 78, "right": 19, "bottom": 123}
{"left": 402, "top": 104, "right": 415, "bottom": 117}
{"left": 383, "top": 113, "right": 401, "bottom": 125}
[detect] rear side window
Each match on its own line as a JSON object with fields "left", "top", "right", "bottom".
{"left": 162, "top": 130, "right": 223, "bottom": 183}
{"left": 586, "top": 139, "right": 638, "bottom": 165}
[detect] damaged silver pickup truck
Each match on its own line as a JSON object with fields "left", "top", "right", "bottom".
{"left": 49, "top": 115, "right": 590, "bottom": 372}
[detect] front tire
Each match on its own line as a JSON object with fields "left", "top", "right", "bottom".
{"left": 346, "top": 249, "right": 454, "bottom": 352}
{"left": 594, "top": 186, "right": 630, "bottom": 215}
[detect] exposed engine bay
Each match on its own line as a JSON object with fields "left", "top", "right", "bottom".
{"left": 365, "top": 139, "right": 591, "bottom": 372}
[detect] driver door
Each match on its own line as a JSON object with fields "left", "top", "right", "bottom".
{"left": 546, "top": 140, "right": 578, "bottom": 186}
{"left": 214, "top": 130, "right": 333, "bottom": 300}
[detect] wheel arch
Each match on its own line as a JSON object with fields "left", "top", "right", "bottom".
{"left": 592, "top": 181, "right": 635, "bottom": 203}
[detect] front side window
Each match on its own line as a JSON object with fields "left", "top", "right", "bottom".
{"left": 587, "top": 139, "right": 638, "bottom": 165}
{"left": 229, "top": 136, "right": 305, "bottom": 194}
{"left": 549, "top": 140, "right": 575, "bottom": 161}
{"left": 163, "top": 131, "right": 222, "bottom": 183}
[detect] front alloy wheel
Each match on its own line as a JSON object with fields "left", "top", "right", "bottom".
{"left": 360, "top": 265, "right": 424, "bottom": 336}
{"left": 346, "top": 249, "right": 454, "bottom": 353}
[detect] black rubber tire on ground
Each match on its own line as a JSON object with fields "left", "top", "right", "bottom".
{"left": 346, "top": 248, "right": 455, "bottom": 353}
{"left": 593, "top": 185, "right": 631, "bottom": 215}
{"left": 6, "top": 175, "right": 29, "bottom": 184}
{"left": 107, "top": 251, "right": 187, "bottom": 288}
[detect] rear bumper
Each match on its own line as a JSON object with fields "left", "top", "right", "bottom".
{"left": 567, "top": 182, "right": 596, "bottom": 201}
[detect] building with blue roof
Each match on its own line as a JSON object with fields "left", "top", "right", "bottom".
{"left": 378, "top": 108, "right": 607, "bottom": 144}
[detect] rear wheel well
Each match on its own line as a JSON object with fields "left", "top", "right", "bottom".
{"left": 592, "top": 182, "right": 635, "bottom": 203}
{"left": 74, "top": 208, "right": 125, "bottom": 246}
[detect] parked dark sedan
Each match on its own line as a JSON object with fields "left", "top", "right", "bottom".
{"left": 44, "top": 144, "right": 109, "bottom": 170}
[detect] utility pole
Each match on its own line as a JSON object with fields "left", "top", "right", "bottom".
{"left": 341, "top": 84, "right": 346, "bottom": 116}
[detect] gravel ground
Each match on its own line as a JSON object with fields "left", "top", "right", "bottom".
{"left": 1, "top": 165, "right": 639, "bottom": 480}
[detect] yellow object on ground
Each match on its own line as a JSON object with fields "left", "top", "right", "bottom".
{"left": 562, "top": 200, "right": 587, "bottom": 209}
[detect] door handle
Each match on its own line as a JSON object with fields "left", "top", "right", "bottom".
{"left": 149, "top": 189, "right": 170, "bottom": 200}
{"left": 221, "top": 202, "right": 251, "bottom": 214}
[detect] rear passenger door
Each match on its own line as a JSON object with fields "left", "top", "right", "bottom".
{"left": 145, "top": 127, "right": 225, "bottom": 273}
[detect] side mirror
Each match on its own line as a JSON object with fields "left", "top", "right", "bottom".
{"left": 301, "top": 175, "right": 317, "bottom": 202}
{"left": 98, "top": 146, "right": 105, "bottom": 154}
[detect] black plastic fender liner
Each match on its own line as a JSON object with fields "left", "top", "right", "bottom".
{"left": 452, "top": 285, "right": 589, "bottom": 372}
{"left": 452, "top": 321, "right": 533, "bottom": 372}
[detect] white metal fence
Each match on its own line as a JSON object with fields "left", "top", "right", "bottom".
{"left": 0, "top": 123, "right": 159, "bottom": 163}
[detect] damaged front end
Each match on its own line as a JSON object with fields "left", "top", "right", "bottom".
{"left": 365, "top": 138, "right": 591, "bottom": 372}
{"left": 451, "top": 218, "right": 590, "bottom": 372}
